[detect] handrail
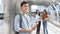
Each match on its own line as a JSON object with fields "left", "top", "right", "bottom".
{"left": 48, "top": 20, "right": 60, "bottom": 28}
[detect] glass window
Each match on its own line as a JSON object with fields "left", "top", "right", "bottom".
{"left": 0, "top": 0, "right": 3, "bottom": 19}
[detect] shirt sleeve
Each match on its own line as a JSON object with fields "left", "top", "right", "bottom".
{"left": 14, "top": 15, "right": 22, "bottom": 32}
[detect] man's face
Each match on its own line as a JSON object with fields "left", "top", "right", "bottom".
{"left": 21, "top": 4, "right": 29, "bottom": 13}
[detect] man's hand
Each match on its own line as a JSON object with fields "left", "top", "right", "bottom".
{"left": 26, "top": 28, "right": 33, "bottom": 33}
{"left": 32, "top": 23, "right": 38, "bottom": 30}
{"left": 19, "top": 28, "right": 32, "bottom": 33}
{"left": 26, "top": 23, "right": 38, "bottom": 33}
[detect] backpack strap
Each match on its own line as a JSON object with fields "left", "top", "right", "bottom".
{"left": 19, "top": 13, "right": 22, "bottom": 28}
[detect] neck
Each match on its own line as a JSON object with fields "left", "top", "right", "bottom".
{"left": 22, "top": 11, "right": 27, "bottom": 15}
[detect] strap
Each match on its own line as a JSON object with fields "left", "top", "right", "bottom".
{"left": 19, "top": 13, "right": 22, "bottom": 28}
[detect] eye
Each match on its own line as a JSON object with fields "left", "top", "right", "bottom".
{"left": 25, "top": 6, "right": 28, "bottom": 7}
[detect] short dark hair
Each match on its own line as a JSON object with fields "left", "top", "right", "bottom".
{"left": 21, "top": 1, "right": 28, "bottom": 7}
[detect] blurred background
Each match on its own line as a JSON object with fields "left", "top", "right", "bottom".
{"left": 0, "top": 0, "right": 60, "bottom": 34}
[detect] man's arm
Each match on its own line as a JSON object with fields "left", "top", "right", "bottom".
{"left": 19, "top": 28, "right": 33, "bottom": 33}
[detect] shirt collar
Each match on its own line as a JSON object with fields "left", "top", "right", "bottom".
{"left": 20, "top": 11, "right": 29, "bottom": 15}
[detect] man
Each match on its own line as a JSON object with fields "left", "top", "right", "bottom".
{"left": 14, "top": 1, "right": 38, "bottom": 34}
